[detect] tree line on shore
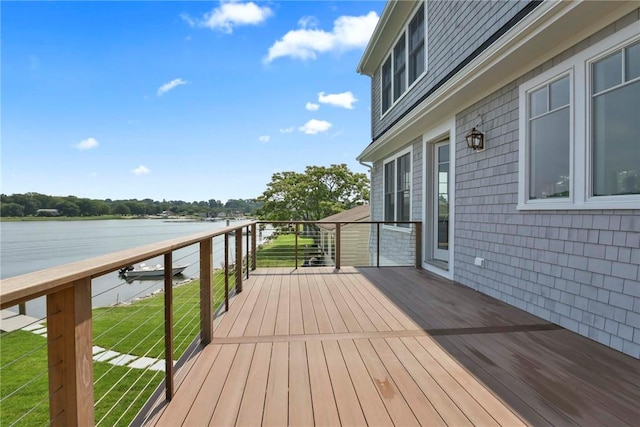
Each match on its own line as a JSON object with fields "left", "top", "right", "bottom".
{"left": 1, "top": 164, "right": 370, "bottom": 221}
{"left": 0, "top": 193, "right": 262, "bottom": 218}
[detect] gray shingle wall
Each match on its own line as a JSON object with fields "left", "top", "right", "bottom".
{"left": 372, "top": 0, "right": 529, "bottom": 139}
{"left": 454, "top": 12, "right": 640, "bottom": 358}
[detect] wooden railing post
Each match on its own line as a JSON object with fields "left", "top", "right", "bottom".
{"left": 199, "top": 239, "right": 212, "bottom": 344}
{"left": 376, "top": 223, "right": 381, "bottom": 267}
{"left": 164, "top": 253, "right": 174, "bottom": 401}
{"left": 235, "top": 229, "right": 243, "bottom": 293}
{"left": 335, "top": 223, "right": 341, "bottom": 270}
{"left": 224, "top": 233, "right": 229, "bottom": 311}
{"left": 415, "top": 222, "right": 422, "bottom": 269}
{"left": 251, "top": 223, "right": 257, "bottom": 271}
{"left": 46, "top": 278, "right": 94, "bottom": 427}
{"left": 245, "top": 226, "right": 250, "bottom": 279}
{"left": 294, "top": 225, "right": 299, "bottom": 269}
{"left": 18, "top": 302, "right": 26, "bottom": 315}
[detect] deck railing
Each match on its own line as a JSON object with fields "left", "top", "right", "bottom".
{"left": 0, "top": 220, "right": 421, "bottom": 426}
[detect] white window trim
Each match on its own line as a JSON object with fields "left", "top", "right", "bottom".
{"left": 421, "top": 117, "right": 456, "bottom": 281}
{"left": 380, "top": 1, "right": 427, "bottom": 119}
{"left": 518, "top": 24, "right": 640, "bottom": 210}
{"left": 382, "top": 146, "right": 413, "bottom": 232}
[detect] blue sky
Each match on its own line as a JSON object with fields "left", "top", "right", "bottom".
{"left": 2, "top": 0, "right": 384, "bottom": 202}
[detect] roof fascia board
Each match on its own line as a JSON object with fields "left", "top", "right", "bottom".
{"left": 357, "top": 1, "right": 415, "bottom": 76}
{"left": 358, "top": 0, "right": 638, "bottom": 162}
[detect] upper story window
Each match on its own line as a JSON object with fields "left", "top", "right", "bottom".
{"left": 381, "top": 3, "right": 426, "bottom": 116}
{"left": 384, "top": 149, "right": 412, "bottom": 227}
{"left": 518, "top": 26, "right": 639, "bottom": 210}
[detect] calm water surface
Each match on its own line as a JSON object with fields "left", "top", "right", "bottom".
{"left": 1, "top": 219, "right": 247, "bottom": 318}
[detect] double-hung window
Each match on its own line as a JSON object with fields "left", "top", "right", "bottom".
{"left": 519, "top": 26, "right": 639, "bottom": 210}
{"left": 381, "top": 3, "right": 426, "bottom": 115}
{"left": 384, "top": 150, "right": 412, "bottom": 227}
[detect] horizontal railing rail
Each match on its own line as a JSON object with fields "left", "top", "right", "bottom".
{"left": 0, "top": 219, "right": 421, "bottom": 426}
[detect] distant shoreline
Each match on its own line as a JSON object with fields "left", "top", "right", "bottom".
{"left": 0, "top": 215, "right": 188, "bottom": 222}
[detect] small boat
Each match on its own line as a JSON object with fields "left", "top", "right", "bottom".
{"left": 119, "top": 263, "right": 188, "bottom": 279}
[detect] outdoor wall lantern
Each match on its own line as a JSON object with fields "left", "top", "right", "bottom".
{"left": 465, "top": 127, "right": 484, "bottom": 151}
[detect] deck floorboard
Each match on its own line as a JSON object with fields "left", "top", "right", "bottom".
{"left": 140, "top": 267, "right": 640, "bottom": 426}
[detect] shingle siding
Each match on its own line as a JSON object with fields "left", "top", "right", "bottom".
{"left": 453, "top": 11, "right": 640, "bottom": 358}
{"left": 372, "top": 0, "right": 530, "bottom": 139}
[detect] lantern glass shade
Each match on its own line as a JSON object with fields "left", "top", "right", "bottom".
{"left": 465, "top": 127, "right": 484, "bottom": 150}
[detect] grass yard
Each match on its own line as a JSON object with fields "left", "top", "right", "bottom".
{"left": 256, "top": 232, "right": 315, "bottom": 267}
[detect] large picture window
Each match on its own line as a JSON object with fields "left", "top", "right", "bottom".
{"left": 381, "top": 2, "right": 426, "bottom": 115}
{"left": 384, "top": 150, "right": 411, "bottom": 226}
{"left": 519, "top": 28, "right": 639, "bottom": 210}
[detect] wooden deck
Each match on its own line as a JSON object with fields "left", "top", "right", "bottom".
{"left": 138, "top": 267, "right": 640, "bottom": 426}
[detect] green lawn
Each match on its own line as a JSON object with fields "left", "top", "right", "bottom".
{"left": 256, "top": 233, "right": 315, "bottom": 267}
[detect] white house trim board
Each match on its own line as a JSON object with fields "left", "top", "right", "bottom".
{"left": 357, "top": 1, "right": 639, "bottom": 163}
{"left": 421, "top": 117, "right": 456, "bottom": 281}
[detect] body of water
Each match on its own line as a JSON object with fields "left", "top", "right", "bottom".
{"left": 0, "top": 219, "right": 255, "bottom": 319}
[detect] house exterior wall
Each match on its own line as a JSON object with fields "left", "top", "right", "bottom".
{"left": 372, "top": 0, "right": 531, "bottom": 139}
{"left": 365, "top": 1, "right": 639, "bottom": 357}
{"left": 454, "top": 12, "right": 640, "bottom": 358}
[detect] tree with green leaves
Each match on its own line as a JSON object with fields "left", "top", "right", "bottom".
{"left": 257, "top": 164, "right": 369, "bottom": 222}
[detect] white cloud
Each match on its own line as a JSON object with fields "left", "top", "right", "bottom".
{"left": 265, "top": 11, "right": 379, "bottom": 63}
{"left": 298, "top": 16, "right": 319, "bottom": 29}
{"left": 306, "top": 102, "right": 320, "bottom": 111}
{"left": 299, "top": 119, "right": 332, "bottom": 135}
{"left": 258, "top": 135, "right": 270, "bottom": 143}
{"left": 157, "top": 78, "right": 188, "bottom": 96}
{"left": 279, "top": 127, "right": 294, "bottom": 133}
{"left": 75, "top": 137, "right": 99, "bottom": 150}
{"left": 183, "top": 1, "right": 273, "bottom": 34}
{"left": 132, "top": 165, "right": 150, "bottom": 176}
{"left": 318, "top": 91, "right": 357, "bottom": 109}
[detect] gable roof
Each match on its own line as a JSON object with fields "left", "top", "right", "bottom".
{"left": 317, "top": 205, "right": 370, "bottom": 231}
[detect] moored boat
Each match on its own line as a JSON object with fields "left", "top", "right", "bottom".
{"left": 118, "top": 263, "right": 188, "bottom": 278}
